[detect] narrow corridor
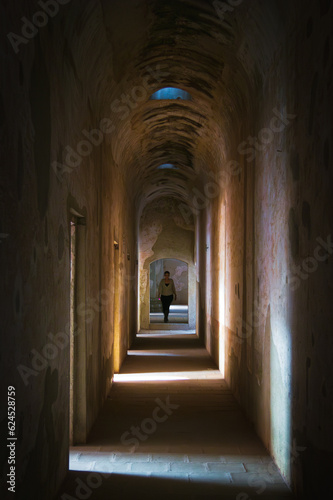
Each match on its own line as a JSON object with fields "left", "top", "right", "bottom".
{"left": 2, "top": 2, "right": 332, "bottom": 498}
{"left": 59, "top": 333, "right": 293, "bottom": 499}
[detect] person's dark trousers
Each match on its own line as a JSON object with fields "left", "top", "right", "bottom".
{"left": 161, "top": 295, "right": 173, "bottom": 322}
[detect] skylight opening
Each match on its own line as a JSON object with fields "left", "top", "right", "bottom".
{"left": 156, "top": 163, "right": 178, "bottom": 170}
{"left": 150, "top": 87, "right": 192, "bottom": 100}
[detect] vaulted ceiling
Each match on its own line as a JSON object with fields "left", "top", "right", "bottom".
{"left": 61, "top": 0, "right": 287, "bottom": 209}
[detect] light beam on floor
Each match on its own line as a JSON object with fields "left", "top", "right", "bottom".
{"left": 113, "top": 370, "right": 223, "bottom": 382}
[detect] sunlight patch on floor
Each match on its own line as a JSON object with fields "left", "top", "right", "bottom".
{"left": 113, "top": 370, "right": 223, "bottom": 382}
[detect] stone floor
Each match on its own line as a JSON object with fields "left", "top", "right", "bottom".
{"left": 150, "top": 305, "right": 189, "bottom": 323}
{"left": 57, "top": 333, "right": 295, "bottom": 500}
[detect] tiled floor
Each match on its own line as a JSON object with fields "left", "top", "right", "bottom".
{"left": 57, "top": 333, "right": 294, "bottom": 499}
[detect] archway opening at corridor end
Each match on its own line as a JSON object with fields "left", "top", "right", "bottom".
{"left": 150, "top": 258, "right": 188, "bottom": 324}
{"left": 138, "top": 197, "right": 196, "bottom": 332}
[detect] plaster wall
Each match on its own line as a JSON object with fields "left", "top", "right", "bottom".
{"left": 0, "top": 5, "right": 137, "bottom": 499}
{"left": 201, "top": 2, "right": 333, "bottom": 497}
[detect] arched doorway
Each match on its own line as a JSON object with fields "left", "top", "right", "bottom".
{"left": 150, "top": 258, "right": 188, "bottom": 324}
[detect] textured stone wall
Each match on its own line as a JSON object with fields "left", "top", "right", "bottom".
{"left": 1, "top": 3, "right": 137, "bottom": 498}
{"left": 203, "top": 1, "right": 333, "bottom": 497}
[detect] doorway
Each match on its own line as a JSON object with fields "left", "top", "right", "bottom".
{"left": 69, "top": 212, "right": 87, "bottom": 445}
{"left": 149, "top": 258, "right": 189, "bottom": 324}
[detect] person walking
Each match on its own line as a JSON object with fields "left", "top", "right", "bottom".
{"left": 158, "top": 271, "right": 177, "bottom": 323}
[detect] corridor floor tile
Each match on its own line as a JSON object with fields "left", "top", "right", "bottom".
{"left": 59, "top": 335, "right": 295, "bottom": 500}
